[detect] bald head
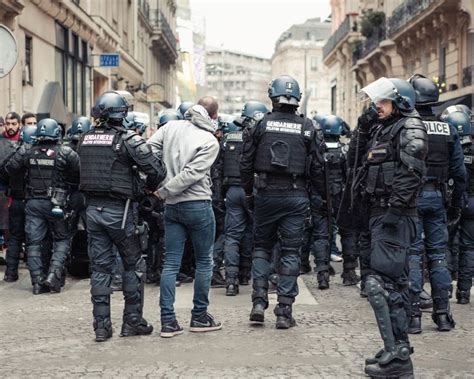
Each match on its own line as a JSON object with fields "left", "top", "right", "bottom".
{"left": 198, "top": 96, "right": 219, "bottom": 120}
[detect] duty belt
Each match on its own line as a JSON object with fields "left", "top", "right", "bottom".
{"left": 88, "top": 195, "right": 127, "bottom": 207}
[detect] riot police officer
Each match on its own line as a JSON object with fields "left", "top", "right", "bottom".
{"left": 77, "top": 91, "right": 166, "bottom": 342}
{"left": 221, "top": 101, "right": 268, "bottom": 296}
{"left": 177, "top": 101, "right": 194, "bottom": 119}
{"left": 2, "top": 125, "right": 37, "bottom": 282}
{"left": 350, "top": 77, "right": 427, "bottom": 377}
{"left": 240, "top": 75, "right": 325, "bottom": 329}
{"left": 444, "top": 110, "right": 474, "bottom": 304}
{"left": 407, "top": 74, "right": 465, "bottom": 333}
{"left": 158, "top": 110, "right": 181, "bottom": 128}
{"left": 0, "top": 118, "right": 80, "bottom": 294}
{"left": 67, "top": 116, "right": 93, "bottom": 147}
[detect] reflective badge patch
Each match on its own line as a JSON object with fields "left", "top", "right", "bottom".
{"left": 82, "top": 133, "right": 114, "bottom": 146}
{"left": 226, "top": 132, "right": 243, "bottom": 142}
{"left": 367, "top": 147, "right": 387, "bottom": 162}
{"left": 424, "top": 121, "right": 450, "bottom": 135}
{"left": 29, "top": 158, "right": 54, "bottom": 166}
{"left": 266, "top": 121, "right": 302, "bottom": 134}
{"left": 464, "top": 155, "right": 473, "bottom": 164}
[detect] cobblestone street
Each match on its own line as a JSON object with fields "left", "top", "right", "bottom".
{"left": 1, "top": 263, "right": 473, "bottom": 378}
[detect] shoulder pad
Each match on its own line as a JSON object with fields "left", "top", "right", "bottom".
{"left": 123, "top": 131, "right": 145, "bottom": 147}
{"left": 121, "top": 130, "right": 139, "bottom": 141}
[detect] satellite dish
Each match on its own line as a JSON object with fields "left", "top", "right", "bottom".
{"left": 0, "top": 25, "right": 18, "bottom": 78}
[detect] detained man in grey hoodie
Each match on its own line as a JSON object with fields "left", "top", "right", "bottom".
{"left": 147, "top": 97, "right": 222, "bottom": 338}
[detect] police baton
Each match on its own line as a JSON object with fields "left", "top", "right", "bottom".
{"left": 121, "top": 198, "right": 131, "bottom": 230}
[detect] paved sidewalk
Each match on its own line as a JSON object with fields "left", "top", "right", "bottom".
{"left": 0, "top": 264, "right": 473, "bottom": 378}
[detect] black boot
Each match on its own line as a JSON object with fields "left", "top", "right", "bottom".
{"left": 33, "top": 282, "right": 50, "bottom": 295}
{"left": 365, "top": 348, "right": 384, "bottom": 365}
{"left": 364, "top": 357, "right": 414, "bottom": 378}
{"left": 94, "top": 318, "right": 113, "bottom": 342}
{"left": 249, "top": 303, "right": 265, "bottom": 323}
{"left": 432, "top": 311, "right": 455, "bottom": 332}
{"left": 226, "top": 283, "right": 239, "bottom": 296}
{"left": 3, "top": 268, "right": 19, "bottom": 282}
{"left": 341, "top": 268, "right": 360, "bottom": 286}
{"left": 456, "top": 288, "right": 470, "bottom": 304}
{"left": 44, "top": 267, "right": 63, "bottom": 293}
{"left": 317, "top": 270, "right": 330, "bottom": 290}
{"left": 120, "top": 316, "right": 153, "bottom": 337}
{"left": 238, "top": 271, "right": 250, "bottom": 286}
{"left": 408, "top": 297, "right": 422, "bottom": 334}
{"left": 407, "top": 316, "right": 421, "bottom": 334}
{"left": 274, "top": 304, "right": 296, "bottom": 329}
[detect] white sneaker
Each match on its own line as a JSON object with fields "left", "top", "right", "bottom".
{"left": 330, "top": 253, "right": 343, "bottom": 262}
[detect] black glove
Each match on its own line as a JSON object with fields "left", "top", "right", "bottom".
{"left": 245, "top": 194, "right": 254, "bottom": 215}
{"left": 68, "top": 191, "right": 87, "bottom": 212}
{"left": 140, "top": 195, "right": 158, "bottom": 213}
{"left": 447, "top": 206, "right": 462, "bottom": 232}
{"left": 357, "top": 104, "right": 378, "bottom": 133}
{"left": 382, "top": 207, "right": 402, "bottom": 229}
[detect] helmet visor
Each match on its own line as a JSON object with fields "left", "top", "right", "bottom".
{"left": 359, "top": 77, "right": 396, "bottom": 104}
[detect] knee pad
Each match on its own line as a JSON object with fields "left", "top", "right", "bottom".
{"left": 366, "top": 275, "right": 389, "bottom": 309}
{"left": 252, "top": 249, "right": 271, "bottom": 262}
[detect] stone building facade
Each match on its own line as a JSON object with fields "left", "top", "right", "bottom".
{"left": 0, "top": 0, "right": 178, "bottom": 125}
{"left": 206, "top": 48, "right": 271, "bottom": 115}
{"left": 324, "top": 0, "right": 474, "bottom": 126}
{"left": 271, "top": 17, "right": 332, "bottom": 118}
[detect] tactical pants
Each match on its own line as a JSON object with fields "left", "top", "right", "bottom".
{"left": 25, "top": 199, "right": 71, "bottom": 284}
{"left": 5, "top": 198, "right": 25, "bottom": 274}
{"left": 309, "top": 194, "right": 330, "bottom": 273}
{"left": 212, "top": 203, "right": 225, "bottom": 274}
{"left": 458, "top": 195, "right": 474, "bottom": 292}
{"left": 252, "top": 195, "right": 308, "bottom": 307}
{"left": 411, "top": 190, "right": 452, "bottom": 312}
{"left": 366, "top": 212, "right": 417, "bottom": 349}
{"left": 223, "top": 186, "right": 253, "bottom": 283}
{"left": 86, "top": 199, "right": 144, "bottom": 323}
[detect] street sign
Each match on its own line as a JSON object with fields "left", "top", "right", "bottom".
{"left": 0, "top": 24, "right": 18, "bottom": 78}
{"left": 99, "top": 53, "right": 120, "bottom": 67}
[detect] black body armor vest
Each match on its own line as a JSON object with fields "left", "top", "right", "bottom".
{"left": 26, "top": 144, "right": 58, "bottom": 198}
{"left": 254, "top": 112, "right": 307, "bottom": 180}
{"left": 78, "top": 127, "right": 135, "bottom": 199}
{"left": 324, "top": 140, "right": 345, "bottom": 196}
{"left": 423, "top": 116, "right": 451, "bottom": 184}
{"left": 223, "top": 131, "right": 243, "bottom": 184}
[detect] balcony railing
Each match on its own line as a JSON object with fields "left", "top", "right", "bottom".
{"left": 388, "top": 0, "right": 435, "bottom": 37}
{"left": 463, "top": 66, "right": 473, "bottom": 87}
{"left": 149, "top": 9, "right": 177, "bottom": 58}
{"left": 361, "top": 27, "right": 386, "bottom": 58}
{"left": 323, "top": 14, "right": 358, "bottom": 60}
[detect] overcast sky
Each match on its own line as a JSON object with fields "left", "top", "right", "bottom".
{"left": 189, "top": 0, "right": 332, "bottom": 59}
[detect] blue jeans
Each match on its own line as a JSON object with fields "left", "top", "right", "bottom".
{"left": 160, "top": 200, "right": 215, "bottom": 323}
{"left": 410, "top": 190, "right": 451, "bottom": 311}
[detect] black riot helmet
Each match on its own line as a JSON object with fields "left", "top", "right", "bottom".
{"left": 91, "top": 91, "right": 129, "bottom": 123}
{"left": 158, "top": 109, "right": 181, "bottom": 127}
{"left": 35, "top": 118, "right": 61, "bottom": 141}
{"left": 360, "top": 77, "right": 416, "bottom": 116}
{"left": 445, "top": 111, "right": 472, "bottom": 139}
{"left": 68, "top": 116, "right": 92, "bottom": 140}
{"left": 320, "top": 115, "right": 349, "bottom": 137}
{"left": 241, "top": 101, "right": 268, "bottom": 119}
{"left": 177, "top": 101, "right": 194, "bottom": 118}
{"left": 20, "top": 124, "right": 37, "bottom": 144}
{"left": 268, "top": 75, "right": 302, "bottom": 106}
{"left": 408, "top": 74, "right": 439, "bottom": 105}
{"left": 440, "top": 104, "right": 472, "bottom": 121}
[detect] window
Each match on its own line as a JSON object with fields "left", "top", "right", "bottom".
{"left": 310, "top": 57, "right": 319, "bottom": 71}
{"left": 439, "top": 45, "right": 446, "bottom": 80}
{"left": 331, "top": 85, "right": 337, "bottom": 114}
{"left": 55, "top": 22, "right": 91, "bottom": 115}
{"left": 23, "top": 36, "right": 33, "bottom": 85}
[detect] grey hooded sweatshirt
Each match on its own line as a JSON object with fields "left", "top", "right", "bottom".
{"left": 147, "top": 105, "right": 219, "bottom": 205}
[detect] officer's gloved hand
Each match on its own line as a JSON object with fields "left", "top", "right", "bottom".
{"left": 68, "top": 192, "right": 87, "bottom": 212}
{"left": 447, "top": 206, "right": 462, "bottom": 232}
{"left": 357, "top": 104, "right": 378, "bottom": 133}
{"left": 382, "top": 207, "right": 402, "bottom": 229}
